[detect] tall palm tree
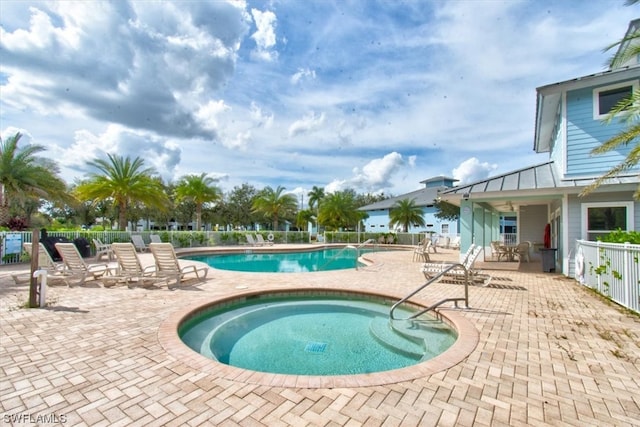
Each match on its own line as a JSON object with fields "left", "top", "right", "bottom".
{"left": 582, "top": 10, "right": 640, "bottom": 199}
{"left": 308, "top": 186, "right": 325, "bottom": 214}
{"left": 318, "top": 190, "right": 360, "bottom": 230}
{"left": 174, "top": 173, "right": 222, "bottom": 230}
{"left": 0, "top": 132, "right": 68, "bottom": 225}
{"left": 252, "top": 185, "right": 298, "bottom": 230}
{"left": 389, "top": 198, "right": 425, "bottom": 232}
{"left": 75, "top": 154, "right": 169, "bottom": 230}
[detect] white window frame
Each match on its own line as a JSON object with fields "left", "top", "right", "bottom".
{"left": 593, "top": 81, "right": 638, "bottom": 120}
{"left": 581, "top": 201, "right": 634, "bottom": 241}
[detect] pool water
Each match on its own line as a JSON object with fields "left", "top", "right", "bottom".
{"left": 179, "top": 294, "right": 457, "bottom": 376}
{"left": 186, "top": 247, "right": 374, "bottom": 272}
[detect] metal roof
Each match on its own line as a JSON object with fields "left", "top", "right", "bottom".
{"left": 358, "top": 186, "right": 444, "bottom": 211}
{"left": 440, "top": 161, "right": 639, "bottom": 199}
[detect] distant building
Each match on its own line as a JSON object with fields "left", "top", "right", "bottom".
{"left": 359, "top": 176, "right": 459, "bottom": 236}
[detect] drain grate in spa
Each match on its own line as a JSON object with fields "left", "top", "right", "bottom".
{"left": 305, "top": 342, "right": 327, "bottom": 353}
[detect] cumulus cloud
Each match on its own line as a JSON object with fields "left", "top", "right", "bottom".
{"left": 452, "top": 157, "right": 497, "bottom": 186}
{"left": 291, "top": 68, "right": 316, "bottom": 85}
{"left": 250, "top": 9, "right": 277, "bottom": 61}
{"left": 288, "top": 112, "right": 326, "bottom": 137}
{"left": 0, "top": 1, "right": 250, "bottom": 140}
{"left": 57, "top": 124, "right": 181, "bottom": 181}
{"left": 325, "top": 152, "right": 412, "bottom": 193}
{"left": 250, "top": 102, "right": 274, "bottom": 129}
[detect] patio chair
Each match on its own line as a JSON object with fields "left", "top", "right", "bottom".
{"left": 131, "top": 234, "right": 148, "bottom": 252}
{"left": 103, "top": 243, "right": 167, "bottom": 288}
{"left": 514, "top": 242, "right": 531, "bottom": 263}
{"left": 149, "top": 242, "right": 208, "bottom": 286}
{"left": 149, "top": 234, "right": 163, "bottom": 243}
{"left": 490, "top": 241, "right": 509, "bottom": 261}
{"left": 54, "top": 243, "right": 116, "bottom": 286}
{"left": 449, "top": 236, "right": 461, "bottom": 250}
{"left": 11, "top": 243, "right": 71, "bottom": 285}
{"left": 255, "top": 234, "right": 274, "bottom": 246}
{"left": 421, "top": 245, "right": 491, "bottom": 286}
{"left": 92, "top": 238, "right": 114, "bottom": 261}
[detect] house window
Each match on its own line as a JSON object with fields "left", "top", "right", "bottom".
{"left": 581, "top": 201, "right": 634, "bottom": 241}
{"left": 593, "top": 81, "right": 638, "bottom": 119}
{"left": 441, "top": 224, "right": 449, "bottom": 235}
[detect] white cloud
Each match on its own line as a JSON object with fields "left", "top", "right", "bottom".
{"left": 250, "top": 9, "right": 277, "bottom": 61}
{"left": 452, "top": 158, "right": 497, "bottom": 186}
{"left": 288, "top": 112, "right": 326, "bottom": 137}
{"left": 291, "top": 68, "right": 316, "bottom": 85}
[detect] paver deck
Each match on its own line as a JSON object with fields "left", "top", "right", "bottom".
{"left": 1, "top": 246, "right": 639, "bottom": 426}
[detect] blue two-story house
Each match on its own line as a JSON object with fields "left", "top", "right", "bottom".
{"left": 439, "top": 19, "right": 639, "bottom": 276}
{"left": 359, "top": 176, "right": 459, "bottom": 236}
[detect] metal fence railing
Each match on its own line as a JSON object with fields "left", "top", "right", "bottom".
{"left": 1, "top": 230, "right": 467, "bottom": 266}
{"left": 576, "top": 240, "right": 640, "bottom": 314}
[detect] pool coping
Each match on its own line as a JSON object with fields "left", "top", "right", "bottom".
{"left": 158, "top": 287, "right": 479, "bottom": 389}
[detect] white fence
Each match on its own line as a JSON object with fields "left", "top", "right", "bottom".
{"left": 576, "top": 240, "right": 640, "bottom": 314}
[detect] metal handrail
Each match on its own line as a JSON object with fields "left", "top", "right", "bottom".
{"left": 389, "top": 263, "right": 470, "bottom": 320}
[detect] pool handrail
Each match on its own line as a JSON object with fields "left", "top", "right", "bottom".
{"left": 389, "top": 263, "right": 470, "bottom": 321}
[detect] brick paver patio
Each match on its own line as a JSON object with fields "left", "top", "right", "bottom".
{"left": 1, "top": 246, "right": 639, "bottom": 426}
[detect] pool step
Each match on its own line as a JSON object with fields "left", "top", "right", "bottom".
{"left": 368, "top": 317, "right": 424, "bottom": 359}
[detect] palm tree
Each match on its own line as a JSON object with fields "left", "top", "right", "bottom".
{"left": 389, "top": 198, "right": 425, "bottom": 232}
{"left": 308, "top": 186, "right": 325, "bottom": 214}
{"left": 0, "top": 132, "right": 68, "bottom": 225}
{"left": 252, "top": 185, "right": 298, "bottom": 230}
{"left": 174, "top": 173, "right": 222, "bottom": 230}
{"left": 318, "top": 190, "right": 360, "bottom": 230}
{"left": 75, "top": 154, "right": 169, "bottom": 230}
{"left": 582, "top": 10, "right": 640, "bottom": 199}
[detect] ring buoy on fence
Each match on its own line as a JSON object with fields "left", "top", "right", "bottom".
{"left": 267, "top": 233, "right": 274, "bottom": 241}
{"left": 575, "top": 249, "right": 585, "bottom": 284}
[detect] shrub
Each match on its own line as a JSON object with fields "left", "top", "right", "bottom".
{"left": 600, "top": 229, "right": 640, "bottom": 244}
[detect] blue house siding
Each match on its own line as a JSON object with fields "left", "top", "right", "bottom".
{"left": 565, "top": 83, "right": 638, "bottom": 177}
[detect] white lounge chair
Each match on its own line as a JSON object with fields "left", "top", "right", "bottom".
{"left": 255, "top": 234, "right": 273, "bottom": 246}
{"left": 245, "top": 234, "right": 258, "bottom": 246}
{"left": 12, "top": 243, "right": 71, "bottom": 285}
{"left": 92, "top": 238, "right": 113, "bottom": 261}
{"left": 104, "top": 243, "right": 167, "bottom": 288}
{"left": 421, "top": 245, "right": 491, "bottom": 286}
{"left": 149, "top": 243, "right": 208, "bottom": 286}
{"left": 131, "top": 234, "right": 148, "bottom": 252}
{"left": 412, "top": 239, "right": 432, "bottom": 262}
{"left": 54, "top": 243, "right": 116, "bottom": 286}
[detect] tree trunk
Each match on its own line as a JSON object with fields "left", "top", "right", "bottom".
{"left": 196, "top": 204, "right": 202, "bottom": 231}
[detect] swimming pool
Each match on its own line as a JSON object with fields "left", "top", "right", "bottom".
{"left": 178, "top": 290, "right": 457, "bottom": 376}
{"left": 185, "top": 247, "right": 374, "bottom": 272}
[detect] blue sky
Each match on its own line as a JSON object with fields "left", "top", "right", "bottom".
{"left": 0, "top": 0, "right": 636, "bottom": 206}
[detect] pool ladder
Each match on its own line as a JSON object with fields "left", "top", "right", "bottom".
{"left": 389, "top": 263, "right": 470, "bottom": 322}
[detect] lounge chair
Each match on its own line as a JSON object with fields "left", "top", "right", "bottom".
{"left": 149, "top": 234, "right": 163, "bottom": 243}
{"left": 412, "top": 239, "right": 432, "bottom": 262}
{"left": 421, "top": 245, "right": 491, "bottom": 286}
{"left": 54, "top": 243, "right": 116, "bottom": 286}
{"left": 11, "top": 243, "right": 71, "bottom": 285}
{"left": 245, "top": 234, "right": 258, "bottom": 246}
{"left": 104, "top": 243, "right": 167, "bottom": 288}
{"left": 131, "top": 234, "right": 148, "bottom": 252}
{"left": 255, "top": 234, "right": 273, "bottom": 246}
{"left": 92, "top": 238, "right": 113, "bottom": 261}
{"left": 148, "top": 243, "right": 208, "bottom": 285}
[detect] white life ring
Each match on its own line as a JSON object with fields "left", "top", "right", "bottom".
{"left": 575, "top": 252, "right": 585, "bottom": 277}
{"left": 267, "top": 233, "right": 274, "bottom": 241}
